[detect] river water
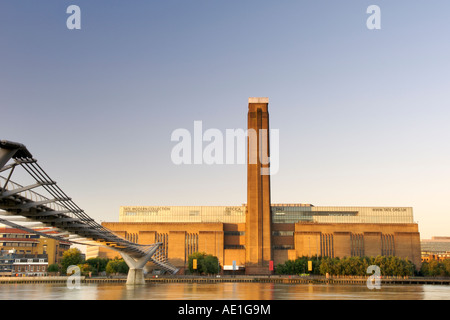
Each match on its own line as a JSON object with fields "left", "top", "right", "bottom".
{"left": 0, "top": 282, "right": 449, "bottom": 300}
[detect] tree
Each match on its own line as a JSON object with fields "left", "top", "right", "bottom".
{"left": 426, "top": 260, "right": 447, "bottom": 277}
{"left": 203, "top": 254, "right": 219, "bottom": 274}
{"left": 420, "top": 261, "right": 430, "bottom": 276}
{"left": 106, "top": 259, "right": 129, "bottom": 275}
{"left": 319, "top": 257, "right": 333, "bottom": 276}
{"left": 85, "top": 257, "right": 109, "bottom": 275}
{"left": 117, "top": 260, "right": 129, "bottom": 274}
{"left": 188, "top": 252, "right": 205, "bottom": 274}
{"left": 275, "top": 263, "right": 286, "bottom": 275}
{"left": 61, "top": 248, "right": 84, "bottom": 274}
{"left": 294, "top": 257, "right": 306, "bottom": 274}
{"left": 443, "top": 259, "right": 450, "bottom": 276}
{"left": 188, "top": 252, "right": 219, "bottom": 274}
{"left": 47, "top": 264, "right": 60, "bottom": 273}
{"left": 78, "top": 263, "right": 92, "bottom": 276}
{"left": 105, "top": 260, "right": 117, "bottom": 274}
{"left": 276, "top": 255, "right": 416, "bottom": 277}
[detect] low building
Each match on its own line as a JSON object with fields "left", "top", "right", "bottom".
{"left": 0, "top": 250, "right": 15, "bottom": 276}
{"left": 12, "top": 253, "right": 48, "bottom": 277}
{"left": 86, "top": 245, "right": 113, "bottom": 260}
{"left": 422, "top": 252, "right": 450, "bottom": 263}
{"left": 0, "top": 227, "right": 70, "bottom": 265}
{"left": 421, "top": 236, "right": 450, "bottom": 262}
{"left": 0, "top": 250, "right": 48, "bottom": 277}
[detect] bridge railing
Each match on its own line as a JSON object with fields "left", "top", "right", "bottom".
{"left": 0, "top": 176, "right": 78, "bottom": 219}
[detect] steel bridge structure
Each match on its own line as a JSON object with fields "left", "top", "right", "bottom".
{"left": 0, "top": 140, "right": 178, "bottom": 284}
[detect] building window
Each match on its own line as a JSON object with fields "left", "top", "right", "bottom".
{"left": 321, "top": 234, "right": 334, "bottom": 258}
{"left": 273, "top": 245, "right": 294, "bottom": 250}
{"left": 155, "top": 233, "right": 169, "bottom": 260}
{"left": 185, "top": 233, "right": 199, "bottom": 262}
{"left": 272, "top": 231, "right": 294, "bottom": 236}
{"left": 382, "top": 234, "right": 395, "bottom": 256}
{"left": 224, "top": 231, "right": 245, "bottom": 236}
{"left": 126, "top": 233, "right": 138, "bottom": 243}
{"left": 224, "top": 245, "right": 245, "bottom": 249}
{"left": 351, "top": 234, "right": 364, "bottom": 257}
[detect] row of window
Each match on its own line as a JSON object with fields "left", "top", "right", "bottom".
{"left": 126, "top": 233, "right": 139, "bottom": 243}
{"left": 224, "top": 245, "right": 245, "bottom": 250}
{"left": 224, "top": 231, "right": 245, "bottom": 236}
{"left": 271, "top": 208, "right": 413, "bottom": 224}
{"left": 2, "top": 243, "right": 38, "bottom": 247}
{"left": 1, "top": 234, "right": 39, "bottom": 239}
{"left": 272, "top": 231, "right": 294, "bottom": 236}
{"left": 121, "top": 207, "right": 246, "bottom": 223}
{"left": 2, "top": 250, "right": 32, "bottom": 254}
{"left": 14, "top": 265, "right": 47, "bottom": 272}
{"left": 1, "top": 259, "right": 46, "bottom": 263}
{"left": 156, "top": 233, "right": 169, "bottom": 260}
{"left": 382, "top": 234, "right": 395, "bottom": 256}
{"left": 185, "top": 233, "right": 198, "bottom": 261}
{"left": 273, "top": 245, "right": 294, "bottom": 250}
{"left": 321, "top": 234, "right": 334, "bottom": 258}
{"left": 351, "top": 234, "right": 364, "bottom": 257}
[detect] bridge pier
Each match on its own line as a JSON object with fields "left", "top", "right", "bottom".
{"left": 120, "top": 246, "right": 159, "bottom": 285}
{"left": 126, "top": 268, "right": 146, "bottom": 285}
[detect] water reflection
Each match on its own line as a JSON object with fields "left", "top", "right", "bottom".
{"left": 0, "top": 283, "right": 449, "bottom": 300}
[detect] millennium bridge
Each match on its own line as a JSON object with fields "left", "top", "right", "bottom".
{"left": 0, "top": 140, "right": 178, "bottom": 284}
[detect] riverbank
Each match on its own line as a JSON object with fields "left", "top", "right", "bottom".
{"left": 1, "top": 275, "right": 449, "bottom": 285}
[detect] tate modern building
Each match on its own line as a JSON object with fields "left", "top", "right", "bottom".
{"left": 97, "top": 98, "right": 421, "bottom": 274}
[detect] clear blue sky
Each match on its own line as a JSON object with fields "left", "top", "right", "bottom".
{"left": 1, "top": 1, "right": 450, "bottom": 239}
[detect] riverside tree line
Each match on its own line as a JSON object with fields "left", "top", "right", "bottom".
{"left": 275, "top": 255, "right": 450, "bottom": 277}
{"left": 49, "top": 248, "right": 129, "bottom": 276}
{"left": 52, "top": 248, "right": 450, "bottom": 277}
{"left": 52, "top": 248, "right": 221, "bottom": 276}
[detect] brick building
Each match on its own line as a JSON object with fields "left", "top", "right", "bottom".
{"left": 0, "top": 227, "right": 70, "bottom": 265}
{"left": 99, "top": 98, "right": 421, "bottom": 274}
{"left": 0, "top": 250, "right": 48, "bottom": 277}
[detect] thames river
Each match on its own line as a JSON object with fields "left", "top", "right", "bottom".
{"left": 0, "top": 282, "right": 449, "bottom": 300}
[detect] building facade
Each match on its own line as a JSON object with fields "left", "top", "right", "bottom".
{"left": 102, "top": 204, "right": 421, "bottom": 272}
{"left": 100, "top": 98, "right": 421, "bottom": 274}
{"left": 421, "top": 236, "right": 450, "bottom": 262}
{"left": 0, "top": 250, "right": 48, "bottom": 277}
{"left": 0, "top": 228, "right": 70, "bottom": 265}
